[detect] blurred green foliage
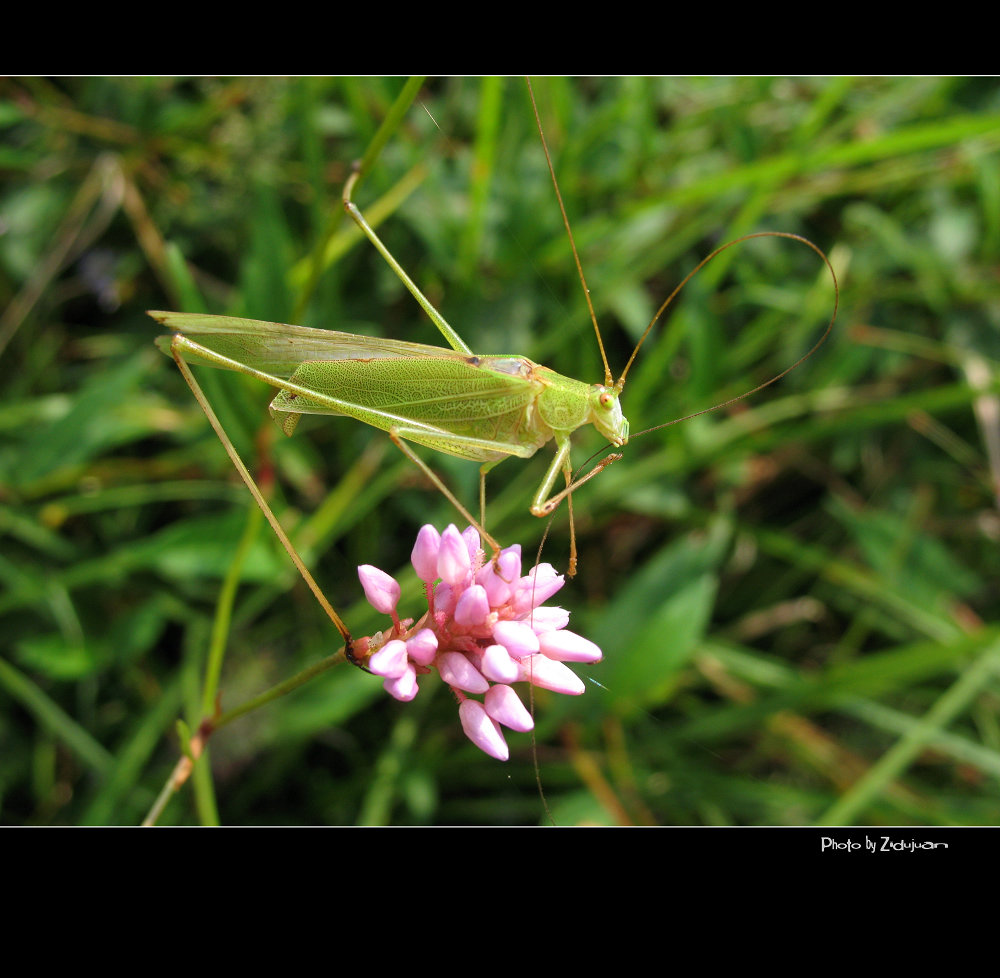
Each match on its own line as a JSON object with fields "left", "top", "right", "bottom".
{"left": 1, "top": 77, "right": 999, "bottom": 825}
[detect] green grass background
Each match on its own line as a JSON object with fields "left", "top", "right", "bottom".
{"left": 2, "top": 76, "right": 998, "bottom": 825}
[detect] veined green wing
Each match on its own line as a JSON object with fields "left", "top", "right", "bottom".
{"left": 150, "top": 311, "right": 485, "bottom": 376}
{"left": 152, "top": 311, "right": 549, "bottom": 457}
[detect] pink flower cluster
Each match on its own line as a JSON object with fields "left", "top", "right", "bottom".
{"left": 355, "top": 524, "right": 602, "bottom": 761}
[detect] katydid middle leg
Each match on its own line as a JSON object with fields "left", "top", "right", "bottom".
{"left": 342, "top": 165, "right": 471, "bottom": 356}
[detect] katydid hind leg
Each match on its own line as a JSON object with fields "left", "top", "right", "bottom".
{"left": 170, "top": 338, "right": 357, "bottom": 666}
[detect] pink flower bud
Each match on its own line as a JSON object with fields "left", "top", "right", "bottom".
{"left": 358, "top": 565, "right": 400, "bottom": 615}
{"left": 411, "top": 525, "right": 441, "bottom": 583}
{"left": 492, "top": 619, "right": 540, "bottom": 659}
{"left": 511, "top": 564, "right": 564, "bottom": 614}
{"left": 525, "top": 606, "right": 570, "bottom": 634}
{"left": 461, "top": 525, "right": 481, "bottom": 561}
{"left": 518, "top": 654, "right": 586, "bottom": 695}
{"left": 476, "top": 546, "right": 522, "bottom": 606}
{"left": 454, "top": 584, "right": 490, "bottom": 627}
{"left": 405, "top": 628, "right": 438, "bottom": 666}
{"left": 438, "top": 651, "right": 489, "bottom": 693}
{"left": 476, "top": 564, "right": 510, "bottom": 607}
{"left": 538, "top": 629, "right": 603, "bottom": 663}
{"left": 480, "top": 644, "right": 521, "bottom": 684}
{"left": 497, "top": 544, "right": 521, "bottom": 581}
{"left": 384, "top": 664, "right": 419, "bottom": 702}
{"left": 459, "top": 699, "right": 509, "bottom": 761}
{"left": 438, "top": 525, "right": 471, "bottom": 587}
{"left": 434, "top": 582, "right": 456, "bottom": 618}
{"left": 358, "top": 523, "right": 601, "bottom": 762}
{"left": 484, "top": 684, "right": 534, "bottom": 732}
{"left": 368, "top": 638, "right": 409, "bottom": 679}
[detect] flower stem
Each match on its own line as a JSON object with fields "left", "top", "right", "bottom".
{"left": 142, "top": 647, "right": 349, "bottom": 826}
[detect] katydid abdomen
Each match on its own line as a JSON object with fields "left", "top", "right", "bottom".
{"left": 271, "top": 354, "right": 550, "bottom": 460}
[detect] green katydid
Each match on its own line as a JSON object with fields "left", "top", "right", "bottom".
{"left": 150, "top": 80, "right": 837, "bottom": 672}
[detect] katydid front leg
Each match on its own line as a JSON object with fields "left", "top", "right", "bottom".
{"left": 529, "top": 437, "right": 624, "bottom": 518}
{"left": 525, "top": 433, "right": 624, "bottom": 575}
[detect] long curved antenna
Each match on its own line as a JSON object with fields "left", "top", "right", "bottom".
{"left": 626, "top": 232, "right": 840, "bottom": 438}
{"left": 526, "top": 77, "right": 613, "bottom": 388}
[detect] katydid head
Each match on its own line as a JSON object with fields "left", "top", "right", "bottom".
{"left": 589, "top": 384, "right": 629, "bottom": 447}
